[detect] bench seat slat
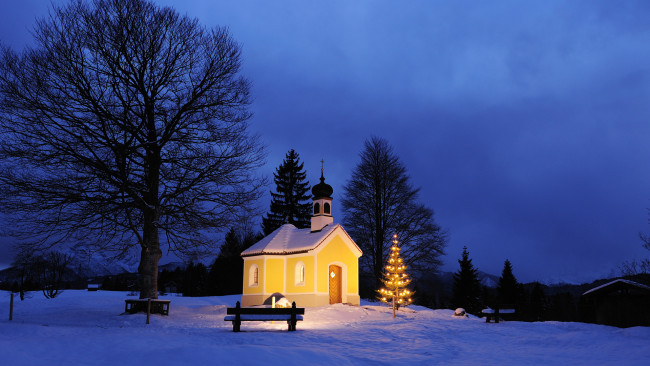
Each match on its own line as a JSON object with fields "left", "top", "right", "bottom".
{"left": 481, "top": 308, "right": 515, "bottom": 314}
{"left": 124, "top": 299, "right": 171, "bottom": 316}
{"left": 224, "top": 314, "right": 304, "bottom": 321}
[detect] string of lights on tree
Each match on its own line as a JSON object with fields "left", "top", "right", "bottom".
{"left": 378, "top": 233, "right": 414, "bottom": 318}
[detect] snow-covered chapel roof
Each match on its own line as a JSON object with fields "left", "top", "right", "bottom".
{"left": 241, "top": 223, "right": 360, "bottom": 257}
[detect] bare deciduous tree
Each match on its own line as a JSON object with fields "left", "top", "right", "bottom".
{"left": 341, "top": 137, "right": 447, "bottom": 286}
{"left": 0, "top": 0, "right": 264, "bottom": 298}
{"left": 34, "top": 251, "right": 72, "bottom": 299}
{"left": 619, "top": 258, "right": 650, "bottom": 276}
{"left": 11, "top": 252, "right": 38, "bottom": 301}
{"left": 620, "top": 222, "right": 650, "bottom": 276}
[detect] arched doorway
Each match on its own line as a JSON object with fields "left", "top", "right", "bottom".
{"left": 329, "top": 265, "right": 342, "bottom": 304}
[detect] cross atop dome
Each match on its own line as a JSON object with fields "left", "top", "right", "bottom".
{"left": 311, "top": 161, "right": 333, "bottom": 231}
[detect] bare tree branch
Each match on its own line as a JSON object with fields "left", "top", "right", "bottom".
{"left": 0, "top": 0, "right": 265, "bottom": 298}
{"left": 341, "top": 137, "right": 447, "bottom": 286}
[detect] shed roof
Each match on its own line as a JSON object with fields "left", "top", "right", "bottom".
{"left": 241, "top": 223, "right": 361, "bottom": 257}
{"left": 582, "top": 279, "right": 650, "bottom": 297}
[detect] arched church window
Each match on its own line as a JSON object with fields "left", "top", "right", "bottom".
{"left": 324, "top": 202, "right": 331, "bottom": 214}
{"left": 295, "top": 262, "right": 305, "bottom": 286}
{"left": 314, "top": 202, "right": 320, "bottom": 214}
{"left": 249, "top": 264, "right": 259, "bottom": 287}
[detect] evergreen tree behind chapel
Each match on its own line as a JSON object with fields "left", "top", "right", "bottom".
{"left": 262, "top": 149, "right": 312, "bottom": 235}
{"left": 208, "top": 226, "right": 262, "bottom": 295}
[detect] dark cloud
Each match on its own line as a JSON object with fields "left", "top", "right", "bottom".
{"left": 2, "top": 0, "right": 649, "bottom": 282}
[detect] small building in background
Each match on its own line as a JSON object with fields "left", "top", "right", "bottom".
{"left": 87, "top": 277, "right": 103, "bottom": 291}
{"left": 240, "top": 173, "right": 362, "bottom": 307}
{"left": 162, "top": 280, "right": 178, "bottom": 295}
{"left": 581, "top": 278, "right": 650, "bottom": 327}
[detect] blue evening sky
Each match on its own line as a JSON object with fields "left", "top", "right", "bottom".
{"left": 1, "top": 0, "right": 650, "bottom": 283}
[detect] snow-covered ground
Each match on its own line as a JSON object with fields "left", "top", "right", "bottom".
{"left": 1, "top": 291, "right": 649, "bottom": 365}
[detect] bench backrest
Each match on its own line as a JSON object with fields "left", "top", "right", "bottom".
{"left": 124, "top": 299, "right": 171, "bottom": 303}
{"left": 227, "top": 307, "right": 305, "bottom": 315}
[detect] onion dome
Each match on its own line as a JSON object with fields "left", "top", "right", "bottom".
{"left": 312, "top": 172, "right": 333, "bottom": 199}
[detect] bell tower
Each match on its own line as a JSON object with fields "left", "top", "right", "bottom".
{"left": 311, "top": 161, "right": 333, "bottom": 232}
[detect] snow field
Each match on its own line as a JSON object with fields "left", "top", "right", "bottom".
{"left": 1, "top": 290, "right": 649, "bottom": 365}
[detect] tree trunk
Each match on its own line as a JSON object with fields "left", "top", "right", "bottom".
{"left": 373, "top": 219, "right": 384, "bottom": 287}
{"left": 139, "top": 214, "right": 161, "bottom": 299}
{"left": 374, "top": 175, "right": 384, "bottom": 286}
{"left": 139, "top": 99, "right": 162, "bottom": 299}
{"left": 374, "top": 235, "right": 384, "bottom": 288}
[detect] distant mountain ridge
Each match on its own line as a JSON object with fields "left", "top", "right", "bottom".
{"left": 68, "top": 254, "right": 137, "bottom": 278}
{"left": 435, "top": 270, "right": 500, "bottom": 288}
{"left": 0, "top": 256, "right": 189, "bottom": 285}
{"left": 158, "top": 261, "right": 186, "bottom": 272}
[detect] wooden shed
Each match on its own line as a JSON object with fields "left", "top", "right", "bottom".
{"left": 581, "top": 279, "right": 650, "bottom": 327}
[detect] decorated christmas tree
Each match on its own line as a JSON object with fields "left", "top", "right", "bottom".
{"left": 378, "top": 234, "right": 414, "bottom": 318}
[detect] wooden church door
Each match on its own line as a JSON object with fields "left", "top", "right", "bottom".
{"left": 329, "top": 265, "right": 342, "bottom": 304}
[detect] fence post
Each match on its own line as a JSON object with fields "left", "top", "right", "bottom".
{"left": 146, "top": 298, "right": 151, "bottom": 325}
{"left": 9, "top": 293, "right": 14, "bottom": 321}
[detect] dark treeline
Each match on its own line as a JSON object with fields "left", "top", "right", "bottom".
{"left": 158, "top": 226, "right": 262, "bottom": 297}
{"left": 0, "top": 225, "right": 261, "bottom": 299}
{"left": 410, "top": 272, "right": 590, "bottom": 322}
{"left": 409, "top": 247, "right": 650, "bottom": 323}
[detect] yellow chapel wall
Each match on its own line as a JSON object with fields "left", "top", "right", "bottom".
{"left": 285, "top": 255, "right": 315, "bottom": 293}
{"left": 242, "top": 256, "right": 286, "bottom": 306}
{"left": 242, "top": 258, "right": 264, "bottom": 295}
{"left": 264, "top": 257, "right": 285, "bottom": 294}
{"left": 316, "top": 233, "right": 359, "bottom": 296}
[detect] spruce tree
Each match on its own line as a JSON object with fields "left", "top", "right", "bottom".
{"left": 529, "top": 282, "right": 546, "bottom": 321}
{"left": 378, "top": 234, "right": 414, "bottom": 318}
{"left": 497, "top": 259, "right": 519, "bottom": 305}
{"left": 452, "top": 246, "right": 482, "bottom": 314}
{"left": 208, "top": 226, "right": 262, "bottom": 295}
{"left": 181, "top": 262, "right": 208, "bottom": 297}
{"left": 262, "top": 149, "right": 312, "bottom": 235}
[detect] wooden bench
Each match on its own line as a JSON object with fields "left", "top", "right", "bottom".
{"left": 482, "top": 307, "right": 515, "bottom": 323}
{"left": 224, "top": 301, "right": 304, "bottom": 332}
{"left": 124, "top": 299, "right": 171, "bottom": 316}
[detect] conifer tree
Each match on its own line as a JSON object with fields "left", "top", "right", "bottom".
{"left": 452, "top": 246, "right": 482, "bottom": 314}
{"left": 181, "top": 262, "right": 208, "bottom": 297}
{"left": 529, "top": 282, "right": 546, "bottom": 321}
{"left": 497, "top": 259, "right": 519, "bottom": 305}
{"left": 262, "top": 150, "right": 311, "bottom": 235}
{"left": 378, "top": 234, "right": 414, "bottom": 318}
{"left": 208, "top": 226, "right": 262, "bottom": 295}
